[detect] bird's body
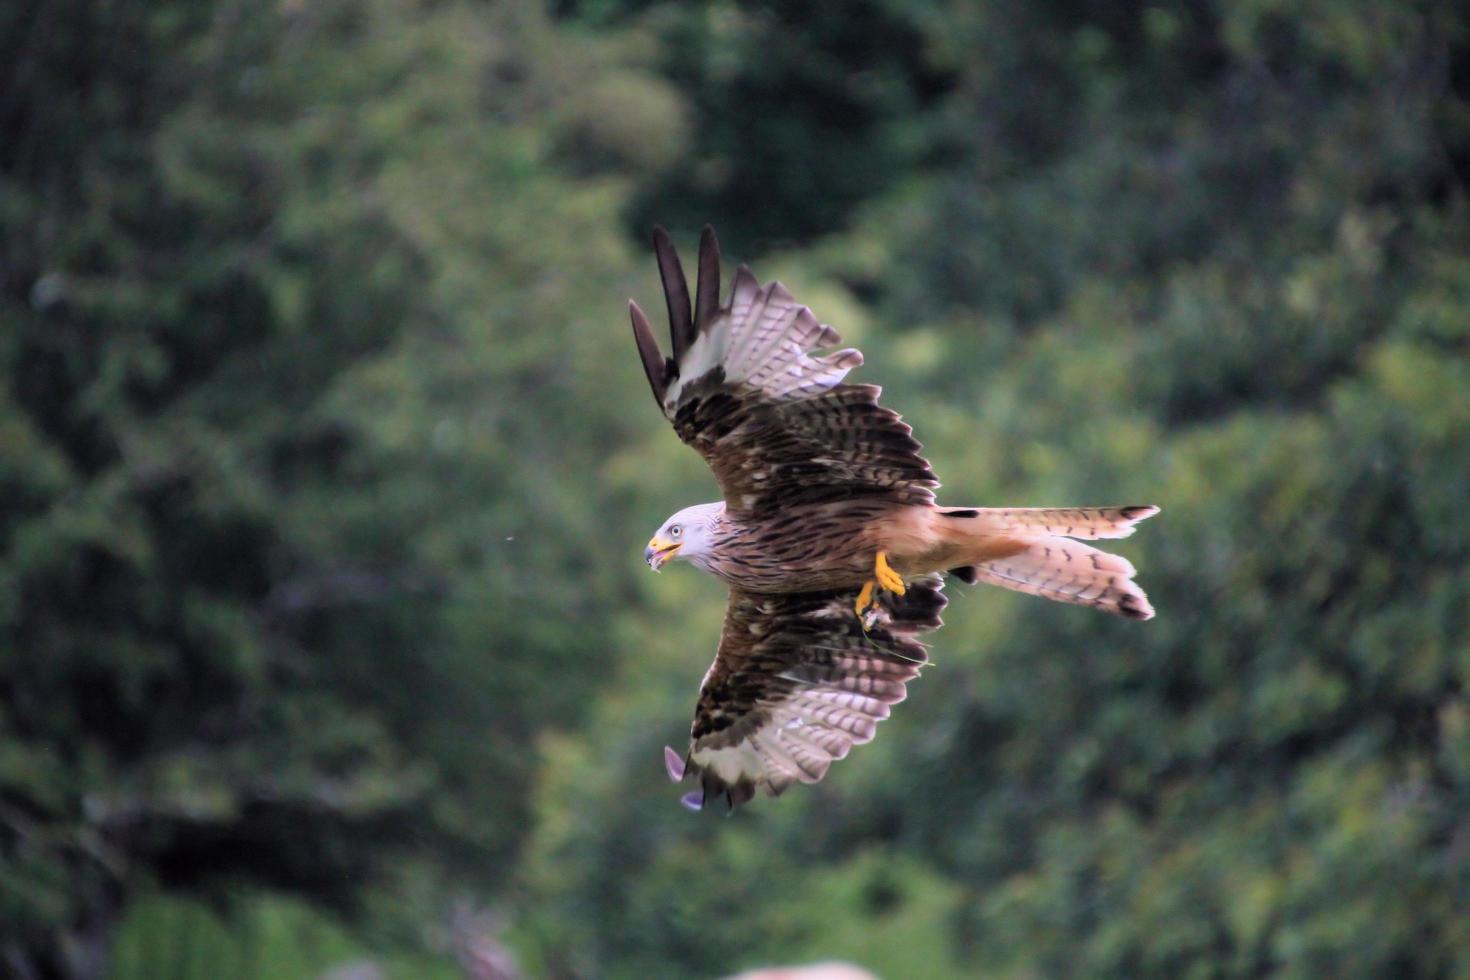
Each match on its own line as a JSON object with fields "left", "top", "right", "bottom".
{"left": 629, "top": 226, "right": 1159, "bottom": 810}
{"left": 671, "top": 498, "right": 1156, "bottom": 608}
{"left": 683, "top": 498, "right": 901, "bottom": 593}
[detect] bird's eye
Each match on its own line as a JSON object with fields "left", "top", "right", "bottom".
{"left": 670, "top": 525, "right": 682, "bottom": 538}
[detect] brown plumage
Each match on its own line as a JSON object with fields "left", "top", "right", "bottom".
{"left": 632, "top": 226, "right": 1159, "bottom": 811}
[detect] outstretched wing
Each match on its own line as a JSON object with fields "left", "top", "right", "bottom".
{"left": 629, "top": 226, "right": 937, "bottom": 517}
{"left": 663, "top": 579, "right": 947, "bottom": 811}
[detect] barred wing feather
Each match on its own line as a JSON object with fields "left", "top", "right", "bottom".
{"left": 665, "top": 579, "right": 946, "bottom": 811}
{"left": 629, "top": 226, "right": 936, "bottom": 517}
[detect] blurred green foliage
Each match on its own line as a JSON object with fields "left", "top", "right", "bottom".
{"left": 108, "top": 891, "right": 459, "bottom": 980}
{"left": 2, "top": 0, "right": 1468, "bottom": 977}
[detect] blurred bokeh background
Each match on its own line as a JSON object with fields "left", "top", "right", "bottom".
{"left": 3, "top": 0, "right": 1469, "bottom": 977}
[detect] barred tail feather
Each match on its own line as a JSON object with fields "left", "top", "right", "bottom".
{"left": 964, "top": 537, "right": 1155, "bottom": 620}
{"left": 939, "top": 505, "right": 1159, "bottom": 620}
{"left": 954, "top": 505, "right": 1159, "bottom": 539}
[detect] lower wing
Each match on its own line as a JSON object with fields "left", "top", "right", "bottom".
{"left": 666, "top": 579, "right": 946, "bottom": 811}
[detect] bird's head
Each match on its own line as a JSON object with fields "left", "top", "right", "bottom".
{"left": 645, "top": 502, "right": 723, "bottom": 571}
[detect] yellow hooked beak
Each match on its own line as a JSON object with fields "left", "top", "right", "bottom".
{"left": 644, "top": 536, "right": 681, "bottom": 571}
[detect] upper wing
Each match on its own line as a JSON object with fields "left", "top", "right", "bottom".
{"left": 629, "top": 226, "right": 937, "bottom": 517}
{"left": 663, "top": 578, "right": 947, "bottom": 811}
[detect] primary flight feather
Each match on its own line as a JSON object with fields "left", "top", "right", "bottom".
{"left": 631, "top": 226, "right": 1158, "bottom": 811}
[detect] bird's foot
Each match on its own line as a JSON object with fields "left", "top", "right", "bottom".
{"left": 854, "top": 551, "right": 907, "bottom": 630}
{"left": 875, "top": 551, "right": 906, "bottom": 596}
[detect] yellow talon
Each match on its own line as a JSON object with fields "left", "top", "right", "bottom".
{"left": 875, "top": 551, "right": 906, "bottom": 595}
{"left": 854, "top": 553, "right": 906, "bottom": 631}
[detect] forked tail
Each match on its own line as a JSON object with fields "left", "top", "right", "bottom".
{"left": 939, "top": 505, "right": 1159, "bottom": 620}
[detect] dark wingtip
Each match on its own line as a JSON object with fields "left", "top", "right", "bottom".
{"left": 695, "top": 225, "right": 722, "bottom": 330}
{"left": 663, "top": 745, "right": 686, "bottom": 783}
{"left": 725, "top": 778, "right": 755, "bottom": 811}
{"left": 1121, "top": 505, "right": 1161, "bottom": 521}
{"left": 1117, "top": 593, "right": 1156, "bottom": 621}
{"left": 628, "top": 299, "right": 667, "bottom": 407}
{"left": 732, "top": 263, "right": 758, "bottom": 297}
{"left": 652, "top": 225, "right": 694, "bottom": 362}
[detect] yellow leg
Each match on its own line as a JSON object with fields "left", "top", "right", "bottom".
{"left": 854, "top": 552, "right": 906, "bottom": 630}
{"left": 874, "top": 551, "right": 906, "bottom": 595}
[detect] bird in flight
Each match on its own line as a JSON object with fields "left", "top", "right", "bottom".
{"left": 630, "top": 226, "right": 1158, "bottom": 811}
